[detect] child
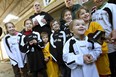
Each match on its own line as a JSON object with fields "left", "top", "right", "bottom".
{"left": 2, "top": 22, "right": 28, "bottom": 77}
{"left": 41, "top": 32, "right": 59, "bottom": 77}
{"left": 63, "top": 19, "right": 101, "bottom": 77}
{"left": 92, "top": 0, "right": 116, "bottom": 77}
{"left": 20, "top": 19, "right": 48, "bottom": 77}
{"left": 76, "top": 6, "right": 111, "bottom": 77}
{"left": 50, "top": 20, "right": 70, "bottom": 77}
{"left": 61, "top": 9, "right": 73, "bottom": 41}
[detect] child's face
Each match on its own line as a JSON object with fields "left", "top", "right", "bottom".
{"left": 25, "top": 20, "right": 33, "bottom": 31}
{"left": 79, "top": 9, "right": 90, "bottom": 22}
{"left": 33, "top": 1, "right": 41, "bottom": 13}
{"left": 52, "top": 21, "right": 60, "bottom": 31}
{"left": 42, "top": 35, "right": 48, "bottom": 44}
{"left": 63, "top": 11, "right": 72, "bottom": 23}
{"left": 71, "top": 20, "right": 86, "bottom": 36}
{"left": 93, "top": 0, "right": 105, "bottom": 7}
{"left": 6, "top": 23, "right": 16, "bottom": 35}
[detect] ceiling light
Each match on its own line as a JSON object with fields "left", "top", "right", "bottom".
{"left": 3, "top": 14, "right": 19, "bottom": 23}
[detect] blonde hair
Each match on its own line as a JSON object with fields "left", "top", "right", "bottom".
{"left": 69, "top": 19, "right": 84, "bottom": 32}
{"left": 4, "top": 22, "right": 15, "bottom": 34}
{"left": 41, "top": 32, "right": 48, "bottom": 38}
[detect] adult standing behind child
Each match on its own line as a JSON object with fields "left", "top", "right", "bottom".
{"left": 20, "top": 19, "right": 48, "bottom": 77}
{"left": 29, "top": 1, "right": 53, "bottom": 35}
{"left": 64, "top": 0, "right": 81, "bottom": 19}
{"left": 91, "top": 0, "right": 116, "bottom": 77}
{"left": 63, "top": 19, "right": 101, "bottom": 77}
{"left": 2, "top": 22, "right": 28, "bottom": 77}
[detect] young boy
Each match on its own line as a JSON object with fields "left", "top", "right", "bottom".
{"left": 50, "top": 20, "right": 70, "bottom": 77}
{"left": 92, "top": 0, "right": 116, "bottom": 77}
{"left": 41, "top": 32, "right": 59, "bottom": 77}
{"left": 63, "top": 19, "right": 101, "bottom": 77}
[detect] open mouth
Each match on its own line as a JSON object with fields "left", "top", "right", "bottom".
{"left": 67, "top": 18, "right": 72, "bottom": 21}
{"left": 84, "top": 15, "right": 89, "bottom": 19}
{"left": 78, "top": 29, "right": 85, "bottom": 31}
{"left": 55, "top": 27, "right": 59, "bottom": 29}
{"left": 36, "top": 7, "right": 39, "bottom": 10}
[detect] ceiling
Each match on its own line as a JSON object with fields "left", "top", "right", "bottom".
{"left": 0, "top": 0, "right": 34, "bottom": 26}
{"left": 0, "top": 0, "right": 94, "bottom": 29}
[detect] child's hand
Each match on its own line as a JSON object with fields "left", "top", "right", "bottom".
{"left": 83, "top": 55, "right": 90, "bottom": 64}
{"left": 111, "top": 30, "right": 116, "bottom": 44}
{"left": 44, "top": 57, "right": 49, "bottom": 62}
{"left": 83, "top": 54, "right": 93, "bottom": 64}
{"left": 87, "top": 54, "right": 93, "bottom": 63}
{"left": 33, "top": 39, "right": 37, "bottom": 44}
{"left": 29, "top": 40, "right": 33, "bottom": 45}
{"left": 107, "top": 30, "right": 116, "bottom": 44}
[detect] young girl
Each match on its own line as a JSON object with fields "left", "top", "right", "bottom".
{"left": 2, "top": 22, "right": 28, "bottom": 77}
{"left": 50, "top": 20, "right": 70, "bottom": 77}
{"left": 76, "top": 6, "right": 111, "bottom": 77}
{"left": 61, "top": 9, "right": 73, "bottom": 41}
{"left": 41, "top": 32, "right": 59, "bottom": 77}
{"left": 63, "top": 19, "right": 101, "bottom": 77}
{"left": 20, "top": 19, "right": 48, "bottom": 77}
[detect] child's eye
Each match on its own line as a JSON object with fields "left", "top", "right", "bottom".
{"left": 26, "top": 23, "right": 29, "bottom": 25}
{"left": 35, "top": 4, "right": 40, "bottom": 6}
{"left": 81, "top": 13, "right": 84, "bottom": 15}
{"left": 76, "top": 24, "right": 79, "bottom": 26}
{"left": 82, "top": 24, "right": 85, "bottom": 26}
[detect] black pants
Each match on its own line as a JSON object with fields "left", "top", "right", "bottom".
{"left": 108, "top": 52, "right": 116, "bottom": 77}
{"left": 32, "top": 69, "right": 48, "bottom": 77}
{"left": 12, "top": 64, "right": 28, "bottom": 77}
{"left": 59, "top": 65, "right": 71, "bottom": 77}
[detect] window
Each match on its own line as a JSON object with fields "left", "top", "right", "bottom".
{"left": 43, "top": 0, "right": 55, "bottom": 6}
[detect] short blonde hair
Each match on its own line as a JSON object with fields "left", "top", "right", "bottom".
{"left": 41, "top": 32, "right": 48, "bottom": 38}
{"left": 69, "top": 19, "right": 84, "bottom": 32}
